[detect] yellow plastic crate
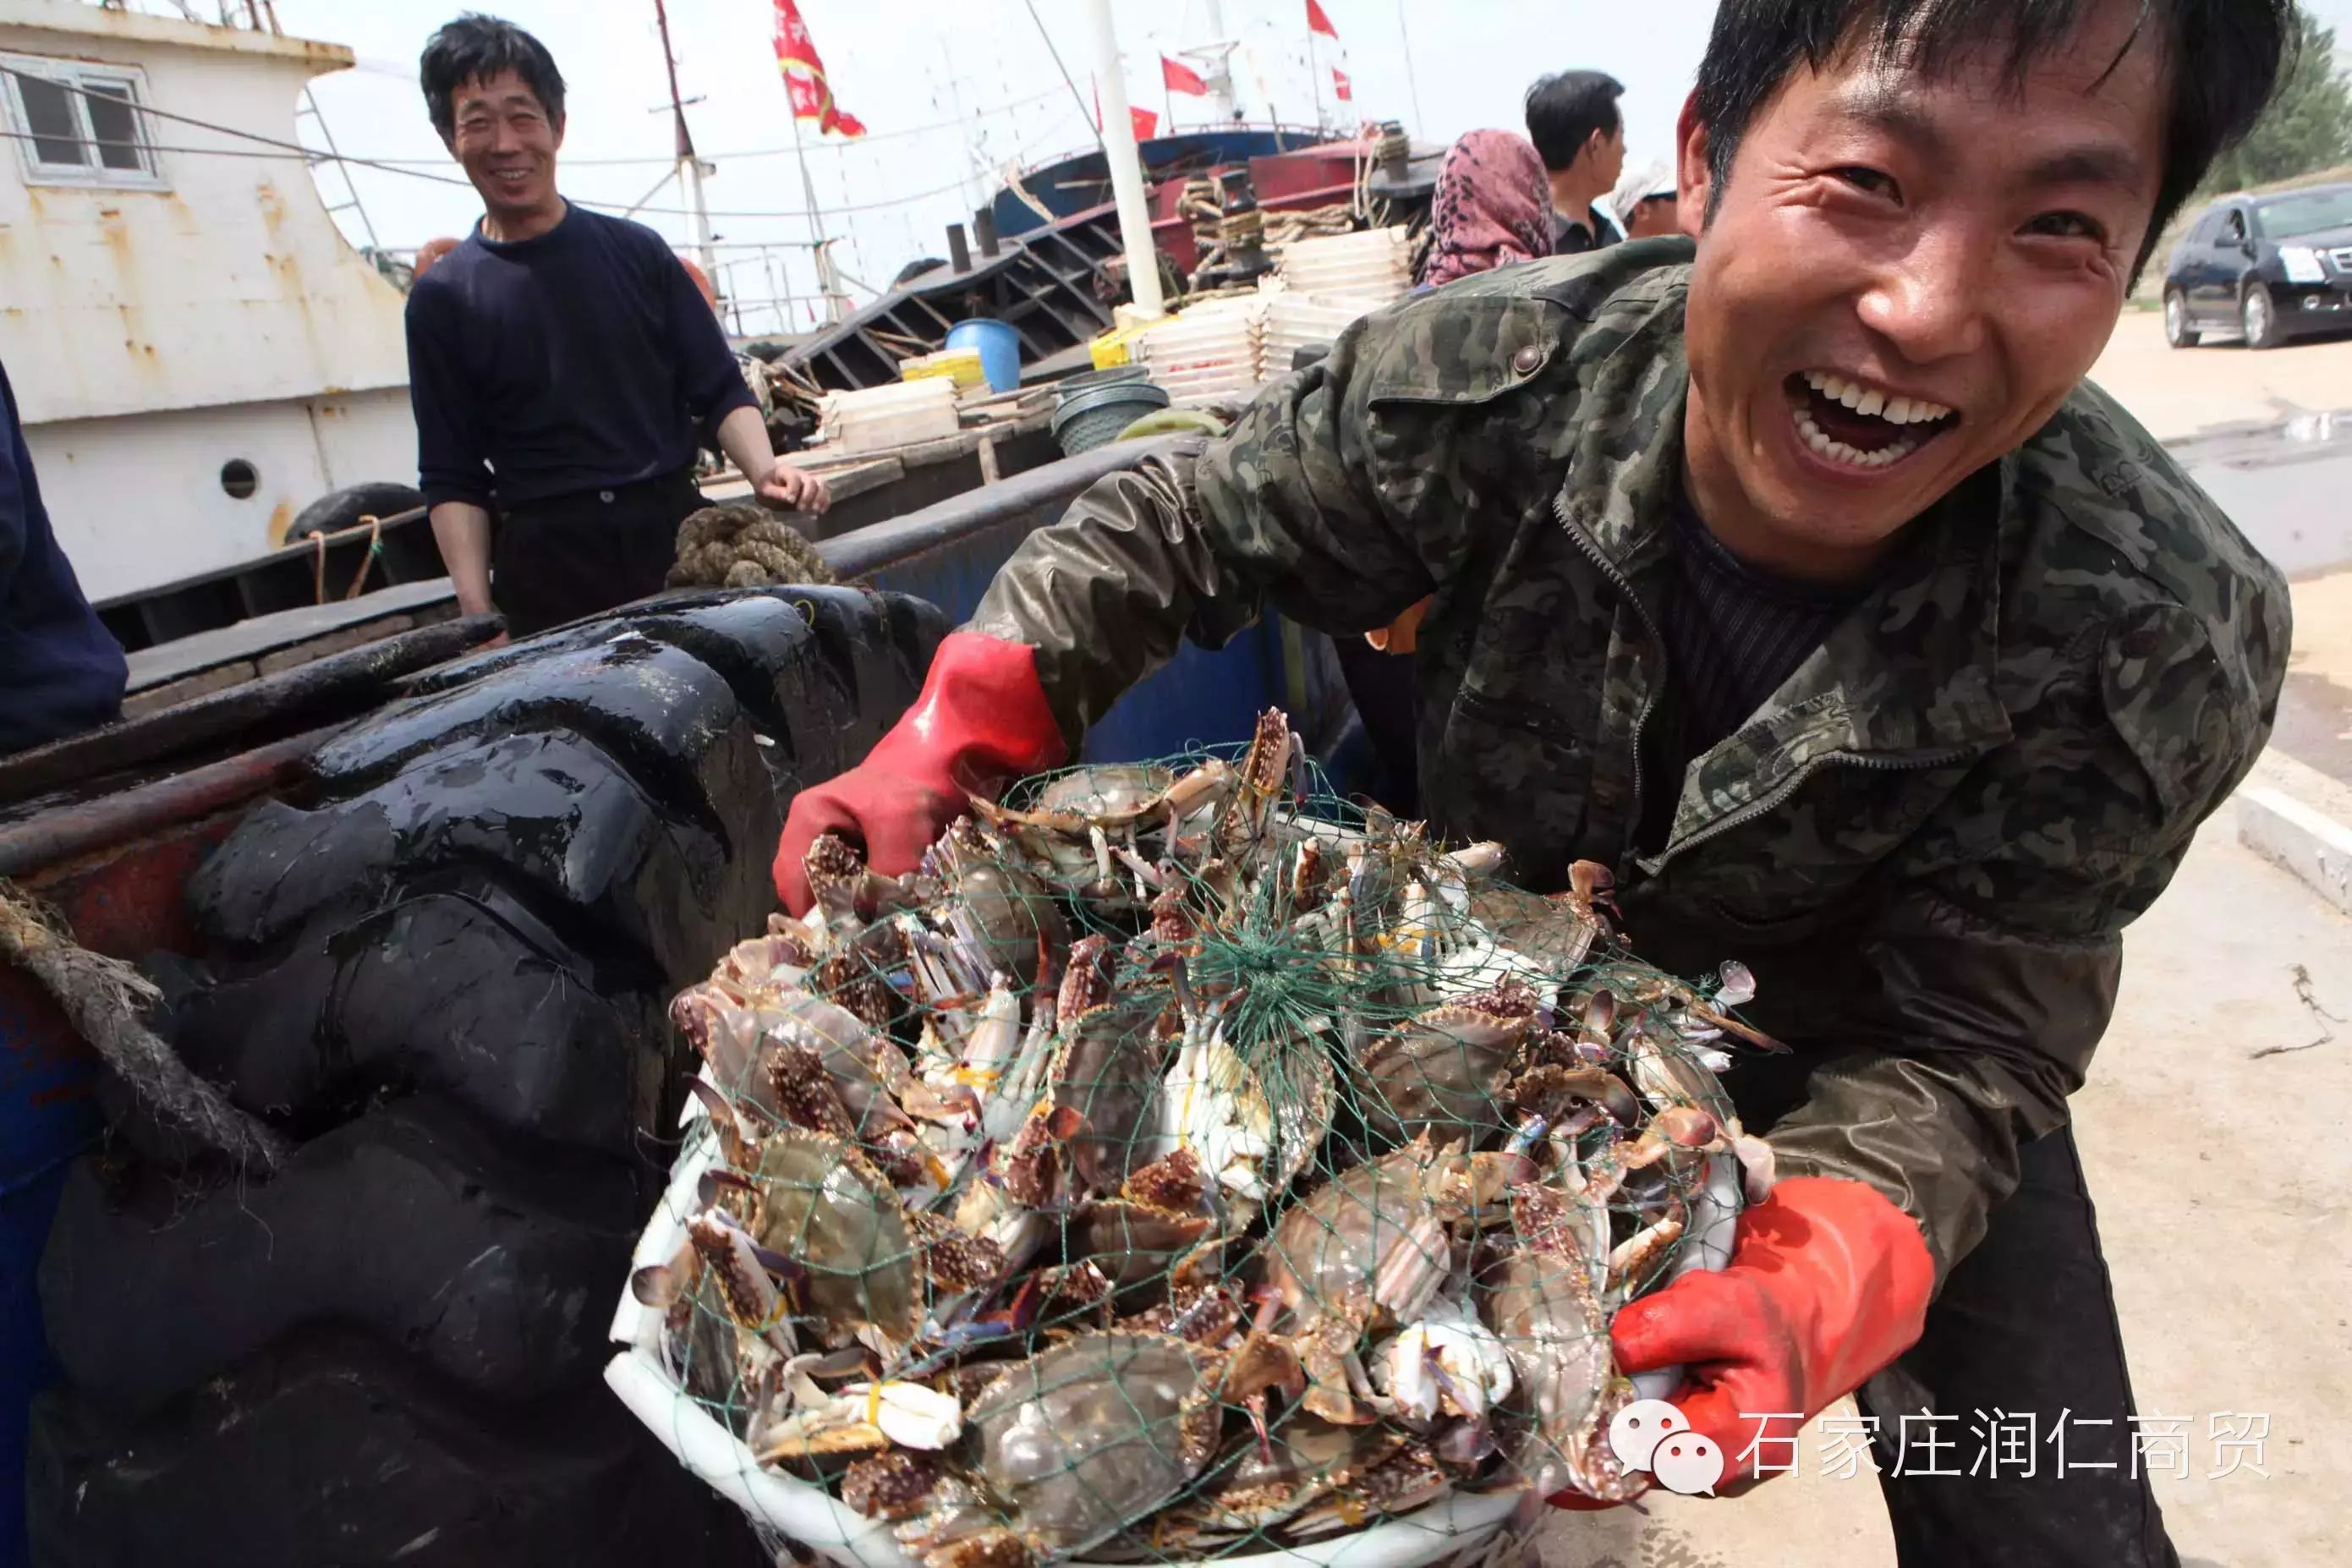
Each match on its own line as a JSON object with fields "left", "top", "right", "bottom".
{"left": 899, "top": 348, "right": 986, "bottom": 389}
{"left": 1089, "top": 326, "right": 1146, "bottom": 370}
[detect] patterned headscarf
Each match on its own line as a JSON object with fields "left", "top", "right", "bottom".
{"left": 1420, "top": 130, "right": 1554, "bottom": 288}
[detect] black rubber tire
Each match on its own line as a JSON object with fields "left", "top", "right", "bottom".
{"left": 41, "top": 1098, "right": 641, "bottom": 1416}
{"left": 30, "top": 588, "right": 945, "bottom": 1566}
{"left": 25, "top": 1327, "right": 758, "bottom": 1568}
{"left": 2163, "top": 288, "right": 2199, "bottom": 348}
{"left": 164, "top": 881, "right": 664, "bottom": 1151}
{"left": 287, "top": 480, "right": 425, "bottom": 541}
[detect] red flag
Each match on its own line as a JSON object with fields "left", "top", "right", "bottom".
{"left": 1161, "top": 54, "right": 1209, "bottom": 96}
{"left": 1331, "top": 66, "right": 1351, "bottom": 101}
{"left": 1305, "top": 0, "right": 1340, "bottom": 39}
{"left": 1093, "top": 79, "right": 1159, "bottom": 141}
{"left": 773, "top": 0, "right": 866, "bottom": 138}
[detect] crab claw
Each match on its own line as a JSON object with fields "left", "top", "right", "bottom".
{"left": 1730, "top": 1129, "right": 1779, "bottom": 1204}
{"left": 686, "top": 1210, "right": 784, "bottom": 1330}
{"left": 629, "top": 1235, "right": 701, "bottom": 1308}
{"left": 1652, "top": 1104, "right": 1720, "bottom": 1148}
{"left": 1224, "top": 1330, "right": 1308, "bottom": 1409}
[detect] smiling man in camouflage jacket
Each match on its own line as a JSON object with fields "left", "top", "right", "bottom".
{"left": 774, "top": 2, "right": 2294, "bottom": 1562}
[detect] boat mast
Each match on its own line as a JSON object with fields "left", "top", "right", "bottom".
{"left": 1080, "top": 0, "right": 1164, "bottom": 320}
{"left": 1198, "top": 0, "right": 1239, "bottom": 123}
{"left": 786, "top": 101, "right": 847, "bottom": 326}
{"left": 651, "top": 0, "right": 719, "bottom": 290}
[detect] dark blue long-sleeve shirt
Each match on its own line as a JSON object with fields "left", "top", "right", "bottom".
{"left": 403, "top": 202, "right": 758, "bottom": 511}
{"left": 1, "top": 359, "right": 126, "bottom": 756}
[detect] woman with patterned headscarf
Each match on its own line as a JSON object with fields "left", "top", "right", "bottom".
{"left": 1418, "top": 129, "right": 1555, "bottom": 289}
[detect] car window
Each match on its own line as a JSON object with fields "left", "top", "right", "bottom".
{"left": 2220, "top": 210, "right": 2248, "bottom": 244}
{"left": 2255, "top": 188, "right": 2352, "bottom": 238}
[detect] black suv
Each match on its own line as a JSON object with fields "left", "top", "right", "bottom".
{"left": 2163, "top": 182, "right": 2352, "bottom": 349}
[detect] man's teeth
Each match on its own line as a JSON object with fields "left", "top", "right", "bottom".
{"left": 1801, "top": 370, "right": 1951, "bottom": 426}
{"left": 1796, "top": 409, "right": 1921, "bottom": 469}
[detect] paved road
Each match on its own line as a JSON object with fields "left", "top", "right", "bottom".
{"left": 2092, "top": 310, "right": 2352, "bottom": 443}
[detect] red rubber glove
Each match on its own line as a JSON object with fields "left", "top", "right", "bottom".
{"left": 1606, "top": 1176, "right": 1934, "bottom": 1493}
{"left": 773, "top": 631, "right": 1067, "bottom": 913}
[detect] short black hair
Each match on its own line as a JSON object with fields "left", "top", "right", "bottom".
{"left": 1690, "top": 0, "right": 2295, "bottom": 278}
{"left": 420, "top": 13, "right": 566, "bottom": 140}
{"left": 1525, "top": 71, "right": 1626, "bottom": 172}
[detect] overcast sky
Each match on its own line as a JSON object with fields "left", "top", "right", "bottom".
{"left": 277, "top": 0, "right": 2352, "bottom": 337}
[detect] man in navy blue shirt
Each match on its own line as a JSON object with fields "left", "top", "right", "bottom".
{"left": 406, "top": 16, "right": 828, "bottom": 638}
{"left": 0, "top": 359, "right": 126, "bottom": 756}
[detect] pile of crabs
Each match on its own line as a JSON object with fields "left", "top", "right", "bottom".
{"left": 630, "top": 711, "right": 1779, "bottom": 1568}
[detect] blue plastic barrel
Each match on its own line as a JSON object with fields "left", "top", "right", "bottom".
{"left": 2, "top": 975, "right": 100, "bottom": 1568}
{"left": 945, "top": 319, "right": 1020, "bottom": 393}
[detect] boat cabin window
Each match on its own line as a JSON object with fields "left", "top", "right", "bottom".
{"left": 3, "top": 56, "right": 165, "bottom": 189}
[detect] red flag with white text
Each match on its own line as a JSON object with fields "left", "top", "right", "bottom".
{"left": 773, "top": 0, "right": 866, "bottom": 138}
{"left": 1331, "top": 66, "right": 1351, "bottom": 101}
{"left": 1162, "top": 55, "right": 1209, "bottom": 96}
{"left": 1306, "top": 0, "right": 1340, "bottom": 39}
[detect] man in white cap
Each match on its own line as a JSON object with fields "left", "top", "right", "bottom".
{"left": 1609, "top": 160, "right": 1681, "bottom": 239}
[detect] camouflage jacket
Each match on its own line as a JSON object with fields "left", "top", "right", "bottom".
{"left": 971, "top": 238, "right": 2289, "bottom": 1280}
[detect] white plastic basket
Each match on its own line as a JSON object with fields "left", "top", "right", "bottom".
{"left": 606, "top": 1094, "right": 1532, "bottom": 1568}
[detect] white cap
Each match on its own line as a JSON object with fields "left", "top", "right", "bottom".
{"left": 1606, "top": 161, "right": 1676, "bottom": 227}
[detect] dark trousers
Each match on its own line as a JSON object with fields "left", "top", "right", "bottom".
{"left": 1723, "top": 1050, "right": 2175, "bottom": 1565}
{"left": 1854, "top": 1124, "right": 2179, "bottom": 1566}
{"left": 493, "top": 469, "right": 704, "bottom": 639}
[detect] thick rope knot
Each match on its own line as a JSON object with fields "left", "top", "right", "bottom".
{"left": 667, "top": 502, "right": 838, "bottom": 591}
{"left": 0, "top": 880, "right": 288, "bottom": 1175}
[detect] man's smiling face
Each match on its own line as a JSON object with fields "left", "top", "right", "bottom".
{"left": 447, "top": 68, "right": 563, "bottom": 228}
{"left": 1675, "top": 0, "right": 2166, "bottom": 579}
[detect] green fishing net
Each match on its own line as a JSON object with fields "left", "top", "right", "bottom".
{"left": 630, "top": 714, "right": 1771, "bottom": 1567}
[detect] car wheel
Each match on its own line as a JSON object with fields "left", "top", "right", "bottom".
{"left": 2163, "top": 288, "right": 2199, "bottom": 348}
{"left": 2241, "top": 282, "right": 2281, "bottom": 349}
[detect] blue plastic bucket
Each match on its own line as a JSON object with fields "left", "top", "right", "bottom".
{"left": 945, "top": 319, "right": 1020, "bottom": 393}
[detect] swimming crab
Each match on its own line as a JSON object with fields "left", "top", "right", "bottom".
{"left": 669, "top": 978, "right": 970, "bottom": 1192}
{"left": 642, "top": 1121, "right": 1004, "bottom": 1357}
{"left": 1355, "top": 979, "right": 1642, "bottom": 1151}
{"left": 1480, "top": 1180, "right": 1647, "bottom": 1504}
{"left": 1256, "top": 1132, "right": 1532, "bottom": 1424}
{"left": 990, "top": 935, "right": 1171, "bottom": 1209}
{"left": 867, "top": 1330, "right": 1225, "bottom": 1568}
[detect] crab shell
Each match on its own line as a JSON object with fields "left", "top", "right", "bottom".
{"left": 1050, "top": 996, "right": 1170, "bottom": 1198}
{"left": 931, "top": 825, "right": 1066, "bottom": 993}
{"left": 1035, "top": 762, "right": 1177, "bottom": 826}
{"left": 958, "top": 1330, "right": 1224, "bottom": 1561}
{"left": 1264, "top": 1134, "right": 1460, "bottom": 1333}
{"left": 1356, "top": 981, "right": 1541, "bottom": 1149}
{"left": 717, "top": 1128, "right": 922, "bottom": 1346}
